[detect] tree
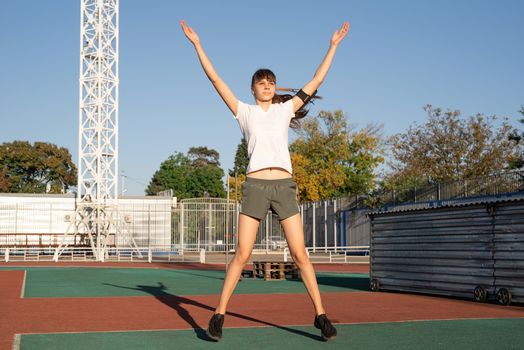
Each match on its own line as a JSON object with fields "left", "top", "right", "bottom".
{"left": 146, "top": 152, "right": 193, "bottom": 198}
{"left": 0, "top": 141, "right": 77, "bottom": 193}
{"left": 290, "top": 110, "right": 384, "bottom": 202}
{"left": 146, "top": 147, "right": 226, "bottom": 199}
{"left": 508, "top": 106, "right": 524, "bottom": 169}
{"left": 386, "top": 104, "right": 519, "bottom": 188}
{"left": 229, "top": 138, "right": 248, "bottom": 177}
{"left": 343, "top": 125, "right": 385, "bottom": 195}
{"left": 227, "top": 138, "right": 249, "bottom": 202}
{"left": 188, "top": 146, "right": 220, "bottom": 167}
{"left": 0, "top": 166, "right": 10, "bottom": 192}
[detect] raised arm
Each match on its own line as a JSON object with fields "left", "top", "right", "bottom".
{"left": 292, "top": 22, "right": 350, "bottom": 112}
{"left": 181, "top": 20, "right": 239, "bottom": 115}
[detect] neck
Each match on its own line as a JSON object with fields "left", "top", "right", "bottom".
{"left": 256, "top": 99, "right": 272, "bottom": 111}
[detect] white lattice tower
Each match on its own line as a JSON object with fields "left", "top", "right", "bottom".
{"left": 75, "top": 0, "right": 120, "bottom": 261}
{"left": 78, "top": 0, "right": 119, "bottom": 203}
{"left": 55, "top": 0, "right": 142, "bottom": 262}
{"left": 54, "top": 0, "right": 124, "bottom": 261}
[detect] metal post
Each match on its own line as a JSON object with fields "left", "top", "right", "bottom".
{"left": 343, "top": 211, "right": 347, "bottom": 247}
{"left": 265, "top": 213, "right": 269, "bottom": 253}
{"left": 15, "top": 203, "right": 18, "bottom": 236}
{"left": 334, "top": 199, "right": 337, "bottom": 253}
{"left": 324, "top": 200, "right": 328, "bottom": 253}
{"left": 225, "top": 174, "right": 230, "bottom": 271}
{"left": 148, "top": 205, "right": 151, "bottom": 249}
{"left": 180, "top": 203, "right": 184, "bottom": 256}
{"left": 312, "top": 202, "right": 316, "bottom": 253}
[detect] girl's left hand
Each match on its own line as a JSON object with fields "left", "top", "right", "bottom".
{"left": 331, "top": 21, "right": 350, "bottom": 46}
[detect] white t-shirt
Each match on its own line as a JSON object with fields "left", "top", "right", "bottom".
{"left": 234, "top": 99, "right": 295, "bottom": 174}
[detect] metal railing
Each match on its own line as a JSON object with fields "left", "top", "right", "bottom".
{"left": 2, "top": 246, "right": 200, "bottom": 263}
{"left": 378, "top": 168, "right": 524, "bottom": 207}
{"left": 282, "top": 246, "right": 370, "bottom": 264}
{"left": 2, "top": 245, "right": 369, "bottom": 264}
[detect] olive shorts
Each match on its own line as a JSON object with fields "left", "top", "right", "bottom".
{"left": 240, "top": 177, "right": 300, "bottom": 221}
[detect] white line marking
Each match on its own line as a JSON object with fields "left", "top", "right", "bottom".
{"left": 12, "top": 334, "right": 21, "bottom": 350}
{"left": 15, "top": 317, "right": 524, "bottom": 336}
{"left": 20, "top": 270, "right": 27, "bottom": 299}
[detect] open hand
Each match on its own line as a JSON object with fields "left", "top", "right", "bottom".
{"left": 331, "top": 21, "right": 350, "bottom": 46}
{"left": 181, "top": 20, "right": 200, "bottom": 46}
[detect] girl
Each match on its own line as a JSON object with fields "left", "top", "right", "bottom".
{"left": 181, "top": 19, "right": 349, "bottom": 341}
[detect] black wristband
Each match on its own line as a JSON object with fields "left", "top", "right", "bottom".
{"left": 295, "top": 89, "right": 317, "bottom": 104}
{"left": 295, "top": 89, "right": 310, "bottom": 103}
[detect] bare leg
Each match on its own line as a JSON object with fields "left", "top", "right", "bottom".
{"left": 215, "top": 214, "right": 260, "bottom": 314}
{"left": 280, "top": 213, "right": 325, "bottom": 316}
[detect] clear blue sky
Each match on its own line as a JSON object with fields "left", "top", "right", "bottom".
{"left": 1, "top": 0, "right": 523, "bottom": 195}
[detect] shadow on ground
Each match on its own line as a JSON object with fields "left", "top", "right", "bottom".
{"left": 103, "top": 282, "right": 324, "bottom": 342}
{"left": 316, "top": 274, "right": 370, "bottom": 291}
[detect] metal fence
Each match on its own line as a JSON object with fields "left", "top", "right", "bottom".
{"left": 379, "top": 168, "right": 524, "bottom": 207}
{"left": 172, "top": 197, "right": 363, "bottom": 254}
{"left": 0, "top": 194, "right": 369, "bottom": 259}
{"left": 0, "top": 194, "right": 172, "bottom": 249}
{"left": 173, "top": 198, "right": 237, "bottom": 252}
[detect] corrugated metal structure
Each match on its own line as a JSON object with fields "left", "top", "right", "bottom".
{"left": 493, "top": 200, "right": 524, "bottom": 305}
{"left": 369, "top": 194, "right": 524, "bottom": 305}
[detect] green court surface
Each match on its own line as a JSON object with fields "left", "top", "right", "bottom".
{"left": 2, "top": 267, "right": 369, "bottom": 298}
{"left": 19, "top": 318, "right": 524, "bottom": 350}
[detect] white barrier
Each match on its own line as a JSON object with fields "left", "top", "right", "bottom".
{"left": 1, "top": 246, "right": 368, "bottom": 264}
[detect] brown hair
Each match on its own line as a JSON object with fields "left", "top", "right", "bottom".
{"left": 251, "top": 68, "right": 320, "bottom": 128}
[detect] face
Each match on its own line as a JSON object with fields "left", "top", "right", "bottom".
{"left": 252, "top": 78, "right": 276, "bottom": 102}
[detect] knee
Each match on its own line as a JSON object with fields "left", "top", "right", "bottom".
{"left": 234, "top": 249, "right": 251, "bottom": 265}
{"left": 292, "top": 251, "right": 310, "bottom": 268}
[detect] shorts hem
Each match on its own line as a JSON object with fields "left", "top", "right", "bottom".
{"left": 277, "top": 210, "right": 300, "bottom": 221}
{"left": 239, "top": 211, "right": 266, "bottom": 221}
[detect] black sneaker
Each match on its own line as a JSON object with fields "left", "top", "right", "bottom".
{"left": 206, "top": 313, "right": 224, "bottom": 341}
{"left": 314, "top": 314, "right": 337, "bottom": 341}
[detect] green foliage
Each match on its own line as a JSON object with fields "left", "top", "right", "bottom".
{"left": 508, "top": 106, "right": 524, "bottom": 169}
{"left": 226, "top": 138, "right": 249, "bottom": 201}
{"left": 386, "top": 104, "right": 520, "bottom": 188}
{"left": 343, "top": 126, "right": 385, "bottom": 195}
{"left": 145, "top": 152, "right": 192, "bottom": 198}
{"left": 188, "top": 146, "right": 220, "bottom": 167}
{"left": 290, "top": 110, "right": 384, "bottom": 202}
{"left": 0, "top": 141, "right": 77, "bottom": 193}
{"left": 229, "top": 138, "right": 248, "bottom": 177}
{"left": 146, "top": 148, "right": 226, "bottom": 199}
{"left": 0, "top": 166, "right": 10, "bottom": 192}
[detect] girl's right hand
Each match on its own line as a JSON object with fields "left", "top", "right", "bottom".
{"left": 330, "top": 21, "right": 350, "bottom": 47}
{"left": 181, "top": 20, "right": 200, "bottom": 46}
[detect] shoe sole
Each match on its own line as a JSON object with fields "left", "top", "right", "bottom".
{"left": 315, "top": 322, "right": 337, "bottom": 341}
{"left": 206, "top": 328, "right": 221, "bottom": 342}
{"left": 322, "top": 334, "right": 337, "bottom": 341}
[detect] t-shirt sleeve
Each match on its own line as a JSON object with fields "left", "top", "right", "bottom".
{"left": 283, "top": 99, "right": 295, "bottom": 123}
{"left": 234, "top": 100, "right": 249, "bottom": 131}
{"left": 234, "top": 100, "right": 248, "bottom": 120}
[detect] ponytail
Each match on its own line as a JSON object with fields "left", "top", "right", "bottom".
{"left": 273, "top": 89, "right": 321, "bottom": 129}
